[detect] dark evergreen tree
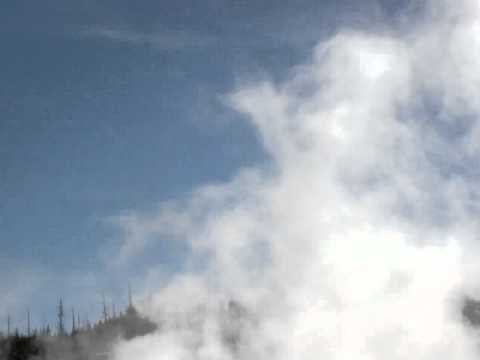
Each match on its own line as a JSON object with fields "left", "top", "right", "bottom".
{"left": 71, "top": 308, "right": 76, "bottom": 335}
{"left": 57, "top": 299, "right": 65, "bottom": 336}
{"left": 102, "top": 294, "right": 109, "bottom": 323}
{"left": 26, "top": 310, "right": 30, "bottom": 337}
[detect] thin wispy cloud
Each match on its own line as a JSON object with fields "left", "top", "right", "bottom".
{"left": 80, "top": 26, "right": 216, "bottom": 50}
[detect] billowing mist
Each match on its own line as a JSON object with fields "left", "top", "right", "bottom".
{"left": 109, "top": 1, "right": 480, "bottom": 359}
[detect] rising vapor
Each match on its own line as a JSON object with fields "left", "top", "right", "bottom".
{"left": 113, "top": 1, "right": 480, "bottom": 359}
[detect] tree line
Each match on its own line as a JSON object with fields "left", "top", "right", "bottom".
{"left": 0, "top": 288, "right": 157, "bottom": 360}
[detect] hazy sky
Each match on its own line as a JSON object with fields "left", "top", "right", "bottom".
{"left": 1, "top": 0, "right": 415, "bottom": 331}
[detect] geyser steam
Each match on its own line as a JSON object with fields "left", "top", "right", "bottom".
{"left": 113, "top": 1, "right": 480, "bottom": 359}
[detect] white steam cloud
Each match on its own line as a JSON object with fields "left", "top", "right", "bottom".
{"left": 113, "top": 1, "right": 480, "bottom": 359}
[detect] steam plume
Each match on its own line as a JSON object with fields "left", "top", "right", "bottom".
{"left": 113, "top": 1, "right": 480, "bottom": 359}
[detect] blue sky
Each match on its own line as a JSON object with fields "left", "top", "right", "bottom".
{"left": 0, "top": 0, "right": 411, "bottom": 332}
